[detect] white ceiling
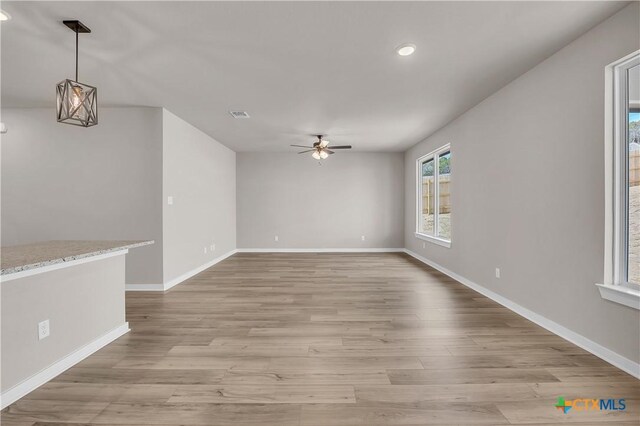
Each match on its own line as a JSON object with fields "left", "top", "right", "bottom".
{"left": 1, "top": 1, "right": 628, "bottom": 151}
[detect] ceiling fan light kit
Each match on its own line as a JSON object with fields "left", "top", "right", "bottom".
{"left": 292, "top": 135, "right": 352, "bottom": 160}
{"left": 312, "top": 150, "right": 329, "bottom": 160}
{"left": 56, "top": 20, "right": 98, "bottom": 127}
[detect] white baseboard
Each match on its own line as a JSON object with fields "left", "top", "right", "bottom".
{"left": 165, "top": 249, "right": 238, "bottom": 292}
{"left": 125, "top": 249, "right": 238, "bottom": 292}
{"left": 0, "top": 322, "right": 130, "bottom": 409}
{"left": 163, "top": 249, "right": 238, "bottom": 291}
{"left": 236, "top": 248, "right": 405, "bottom": 253}
{"left": 403, "top": 249, "right": 640, "bottom": 379}
{"left": 125, "top": 283, "right": 165, "bottom": 291}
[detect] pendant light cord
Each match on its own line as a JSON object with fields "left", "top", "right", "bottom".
{"left": 75, "top": 26, "right": 79, "bottom": 81}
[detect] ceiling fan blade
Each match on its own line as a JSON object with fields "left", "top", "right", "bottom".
{"left": 325, "top": 149, "right": 335, "bottom": 154}
{"left": 291, "top": 144, "right": 314, "bottom": 148}
{"left": 298, "top": 150, "right": 314, "bottom": 154}
{"left": 328, "top": 145, "right": 352, "bottom": 149}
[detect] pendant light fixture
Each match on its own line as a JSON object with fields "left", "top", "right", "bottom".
{"left": 56, "top": 20, "right": 98, "bottom": 127}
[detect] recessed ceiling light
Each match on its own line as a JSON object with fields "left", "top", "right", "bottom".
{"left": 0, "top": 10, "right": 11, "bottom": 21}
{"left": 396, "top": 43, "right": 416, "bottom": 56}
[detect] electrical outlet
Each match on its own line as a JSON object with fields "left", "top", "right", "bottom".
{"left": 204, "top": 246, "right": 207, "bottom": 254}
{"left": 167, "top": 196, "right": 174, "bottom": 205}
{"left": 495, "top": 268, "right": 501, "bottom": 279}
{"left": 361, "top": 235, "right": 366, "bottom": 241}
{"left": 210, "top": 244, "right": 215, "bottom": 251}
{"left": 275, "top": 235, "right": 279, "bottom": 242}
{"left": 38, "top": 319, "right": 50, "bottom": 340}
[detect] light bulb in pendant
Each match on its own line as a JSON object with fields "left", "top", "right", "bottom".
{"left": 320, "top": 150, "right": 329, "bottom": 159}
{"left": 312, "top": 151, "right": 321, "bottom": 160}
{"left": 69, "top": 84, "right": 87, "bottom": 120}
{"left": 71, "top": 85, "right": 84, "bottom": 108}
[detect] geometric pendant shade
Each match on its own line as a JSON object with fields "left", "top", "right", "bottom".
{"left": 56, "top": 79, "right": 98, "bottom": 127}
{"left": 56, "top": 20, "right": 98, "bottom": 128}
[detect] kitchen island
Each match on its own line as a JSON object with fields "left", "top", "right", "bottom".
{"left": 1, "top": 240, "right": 153, "bottom": 408}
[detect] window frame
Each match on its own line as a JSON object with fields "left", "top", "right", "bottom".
{"left": 598, "top": 51, "right": 640, "bottom": 310}
{"left": 415, "top": 144, "right": 451, "bottom": 248}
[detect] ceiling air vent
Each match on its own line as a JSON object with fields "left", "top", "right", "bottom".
{"left": 229, "top": 111, "right": 250, "bottom": 119}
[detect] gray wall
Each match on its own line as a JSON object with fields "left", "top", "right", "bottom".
{"left": 1, "top": 108, "right": 163, "bottom": 285}
{"left": 162, "top": 109, "right": 236, "bottom": 283}
{"left": 237, "top": 152, "right": 404, "bottom": 249}
{"left": 1, "top": 254, "right": 126, "bottom": 392}
{"left": 404, "top": 3, "right": 640, "bottom": 363}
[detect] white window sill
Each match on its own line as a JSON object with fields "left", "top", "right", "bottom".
{"left": 415, "top": 232, "right": 451, "bottom": 248}
{"left": 596, "top": 283, "right": 640, "bottom": 310}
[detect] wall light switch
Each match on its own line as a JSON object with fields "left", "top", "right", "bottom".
{"left": 423, "top": 242, "right": 426, "bottom": 249}
{"left": 275, "top": 236, "right": 279, "bottom": 242}
{"left": 495, "top": 268, "right": 501, "bottom": 279}
{"left": 210, "top": 244, "right": 215, "bottom": 251}
{"left": 167, "top": 196, "right": 174, "bottom": 205}
{"left": 204, "top": 247, "right": 207, "bottom": 254}
{"left": 38, "top": 319, "right": 50, "bottom": 340}
{"left": 361, "top": 236, "right": 366, "bottom": 241}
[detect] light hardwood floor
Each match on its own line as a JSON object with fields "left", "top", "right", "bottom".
{"left": 2, "top": 252, "right": 639, "bottom": 425}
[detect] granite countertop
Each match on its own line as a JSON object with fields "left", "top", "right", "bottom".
{"left": 1, "top": 240, "right": 154, "bottom": 275}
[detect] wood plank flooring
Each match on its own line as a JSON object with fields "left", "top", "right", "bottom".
{"left": 2, "top": 252, "right": 639, "bottom": 425}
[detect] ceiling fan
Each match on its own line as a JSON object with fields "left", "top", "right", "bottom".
{"left": 291, "top": 135, "right": 352, "bottom": 160}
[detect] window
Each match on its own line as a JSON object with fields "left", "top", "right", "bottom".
{"left": 599, "top": 51, "right": 640, "bottom": 310}
{"left": 627, "top": 63, "right": 640, "bottom": 286}
{"left": 416, "top": 144, "right": 451, "bottom": 247}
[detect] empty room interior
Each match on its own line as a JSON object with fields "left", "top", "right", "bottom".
{"left": 1, "top": 1, "right": 640, "bottom": 424}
